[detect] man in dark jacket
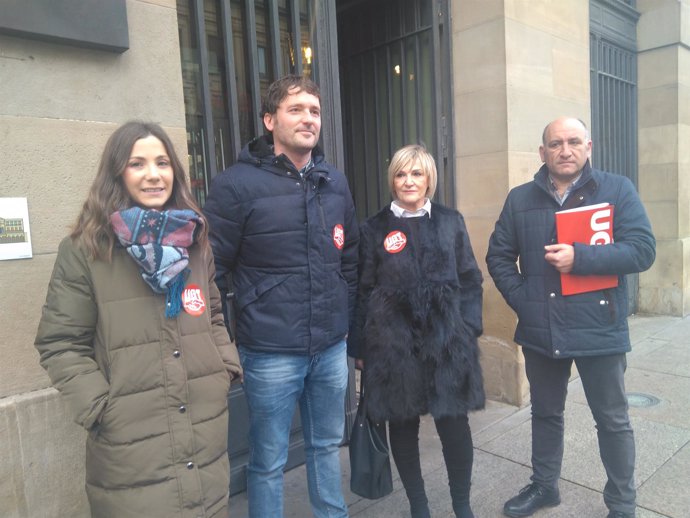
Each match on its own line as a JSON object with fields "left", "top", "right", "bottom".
{"left": 486, "top": 117, "right": 655, "bottom": 518}
{"left": 204, "top": 75, "right": 359, "bottom": 518}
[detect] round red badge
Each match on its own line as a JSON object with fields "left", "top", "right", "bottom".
{"left": 181, "top": 284, "right": 206, "bottom": 316}
{"left": 384, "top": 230, "right": 407, "bottom": 253}
{"left": 332, "top": 224, "right": 345, "bottom": 250}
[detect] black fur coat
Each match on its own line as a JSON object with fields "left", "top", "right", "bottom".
{"left": 349, "top": 203, "right": 485, "bottom": 422}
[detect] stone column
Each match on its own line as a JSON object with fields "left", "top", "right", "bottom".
{"left": 637, "top": 0, "right": 690, "bottom": 316}
{"left": 451, "top": 0, "right": 591, "bottom": 405}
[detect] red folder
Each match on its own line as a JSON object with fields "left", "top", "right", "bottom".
{"left": 555, "top": 203, "right": 618, "bottom": 296}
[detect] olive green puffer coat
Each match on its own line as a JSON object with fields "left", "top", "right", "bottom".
{"left": 35, "top": 237, "right": 241, "bottom": 518}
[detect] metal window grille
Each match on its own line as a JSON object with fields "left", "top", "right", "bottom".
{"left": 589, "top": 0, "right": 639, "bottom": 185}
{"left": 177, "top": 0, "right": 328, "bottom": 207}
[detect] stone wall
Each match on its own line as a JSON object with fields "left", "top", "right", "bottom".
{"left": 637, "top": 0, "right": 690, "bottom": 316}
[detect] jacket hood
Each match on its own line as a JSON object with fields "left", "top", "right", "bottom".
{"left": 239, "top": 134, "right": 326, "bottom": 171}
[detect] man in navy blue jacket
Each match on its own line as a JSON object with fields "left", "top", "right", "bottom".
{"left": 486, "top": 117, "right": 655, "bottom": 518}
{"left": 204, "top": 75, "right": 359, "bottom": 518}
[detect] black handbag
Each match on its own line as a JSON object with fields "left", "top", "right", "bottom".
{"left": 349, "top": 377, "right": 393, "bottom": 499}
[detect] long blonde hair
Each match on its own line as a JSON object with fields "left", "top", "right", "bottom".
{"left": 71, "top": 121, "right": 208, "bottom": 260}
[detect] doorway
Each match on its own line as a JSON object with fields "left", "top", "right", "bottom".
{"left": 337, "top": 0, "right": 454, "bottom": 220}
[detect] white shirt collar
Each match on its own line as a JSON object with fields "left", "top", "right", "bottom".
{"left": 390, "top": 198, "right": 432, "bottom": 218}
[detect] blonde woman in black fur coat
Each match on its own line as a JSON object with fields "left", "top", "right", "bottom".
{"left": 348, "top": 145, "right": 485, "bottom": 518}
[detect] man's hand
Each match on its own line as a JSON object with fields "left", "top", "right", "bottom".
{"left": 544, "top": 244, "right": 574, "bottom": 273}
{"left": 355, "top": 359, "right": 364, "bottom": 370}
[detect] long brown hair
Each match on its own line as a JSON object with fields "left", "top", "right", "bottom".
{"left": 71, "top": 120, "right": 208, "bottom": 260}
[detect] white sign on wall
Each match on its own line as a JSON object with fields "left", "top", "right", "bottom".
{"left": 0, "top": 197, "right": 33, "bottom": 260}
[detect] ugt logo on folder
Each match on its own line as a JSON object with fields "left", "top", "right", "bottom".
{"left": 555, "top": 203, "right": 618, "bottom": 296}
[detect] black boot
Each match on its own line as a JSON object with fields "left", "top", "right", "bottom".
{"left": 453, "top": 501, "right": 475, "bottom": 518}
{"left": 409, "top": 500, "right": 431, "bottom": 518}
{"left": 437, "top": 415, "right": 475, "bottom": 518}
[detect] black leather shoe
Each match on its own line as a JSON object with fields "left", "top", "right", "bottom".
{"left": 607, "top": 512, "right": 635, "bottom": 518}
{"left": 503, "top": 483, "right": 561, "bottom": 517}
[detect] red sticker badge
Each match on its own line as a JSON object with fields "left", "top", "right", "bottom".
{"left": 384, "top": 230, "right": 407, "bottom": 254}
{"left": 182, "top": 284, "right": 206, "bottom": 316}
{"left": 332, "top": 224, "right": 345, "bottom": 250}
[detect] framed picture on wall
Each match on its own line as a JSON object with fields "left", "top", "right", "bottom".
{"left": 0, "top": 197, "right": 32, "bottom": 260}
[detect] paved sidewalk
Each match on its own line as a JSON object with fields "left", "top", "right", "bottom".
{"left": 229, "top": 314, "right": 690, "bottom": 517}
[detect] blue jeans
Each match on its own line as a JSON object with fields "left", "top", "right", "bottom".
{"left": 524, "top": 348, "right": 635, "bottom": 514}
{"left": 239, "top": 340, "right": 349, "bottom": 518}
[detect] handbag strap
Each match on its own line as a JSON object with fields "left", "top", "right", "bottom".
{"left": 358, "top": 373, "right": 368, "bottom": 415}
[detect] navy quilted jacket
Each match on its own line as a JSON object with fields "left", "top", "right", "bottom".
{"left": 204, "top": 136, "right": 359, "bottom": 355}
{"left": 486, "top": 161, "right": 655, "bottom": 358}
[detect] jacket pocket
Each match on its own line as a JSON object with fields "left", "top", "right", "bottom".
{"left": 569, "top": 290, "right": 619, "bottom": 328}
{"left": 507, "top": 280, "right": 527, "bottom": 315}
{"left": 235, "top": 273, "right": 293, "bottom": 312}
{"left": 87, "top": 393, "right": 110, "bottom": 440}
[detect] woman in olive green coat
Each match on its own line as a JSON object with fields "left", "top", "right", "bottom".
{"left": 35, "top": 121, "right": 241, "bottom": 518}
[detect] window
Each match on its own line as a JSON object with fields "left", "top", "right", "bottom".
{"left": 177, "top": 0, "right": 315, "bottom": 206}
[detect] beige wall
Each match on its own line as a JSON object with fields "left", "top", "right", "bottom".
{"left": 637, "top": 0, "right": 690, "bottom": 316}
{"left": 0, "top": 1, "right": 186, "bottom": 516}
{"left": 452, "top": 0, "right": 591, "bottom": 406}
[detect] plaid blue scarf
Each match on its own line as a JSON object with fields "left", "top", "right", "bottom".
{"left": 110, "top": 207, "right": 202, "bottom": 318}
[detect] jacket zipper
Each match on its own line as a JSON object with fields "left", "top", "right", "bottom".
{"left": 317, "top": 192, "right": 326, "bottom": 230}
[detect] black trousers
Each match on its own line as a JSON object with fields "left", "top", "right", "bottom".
{"left": 388, "top": 414, "right": 473, "bottom": 516}
{"left": 523, "top": 348, "right": 636, "bottom": 514}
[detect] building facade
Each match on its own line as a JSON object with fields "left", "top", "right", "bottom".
{"left": 1, "top": 0, "right": 687, "bottom": 515}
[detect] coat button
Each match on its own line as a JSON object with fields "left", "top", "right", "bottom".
{"left": 186, "top": 462, "right": 194, "bottom": 470}
{"left": 600, "top": 300, "right": 607, "bottom": 305}
{"left": 173, "top": 350, "right": 181, "bottom": 358}
{"left": 550, "top": 292, "right": 556, "bottom": 298}
{"left": 554, "top": 349, "right": 561, "bottom": 356}
{"left": 179, "top": 405, "right": 187, "bottom": 413}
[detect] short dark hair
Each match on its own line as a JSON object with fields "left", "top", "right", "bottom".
{"left": 261, "top": 75, "right": 320, "bottom": 117}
